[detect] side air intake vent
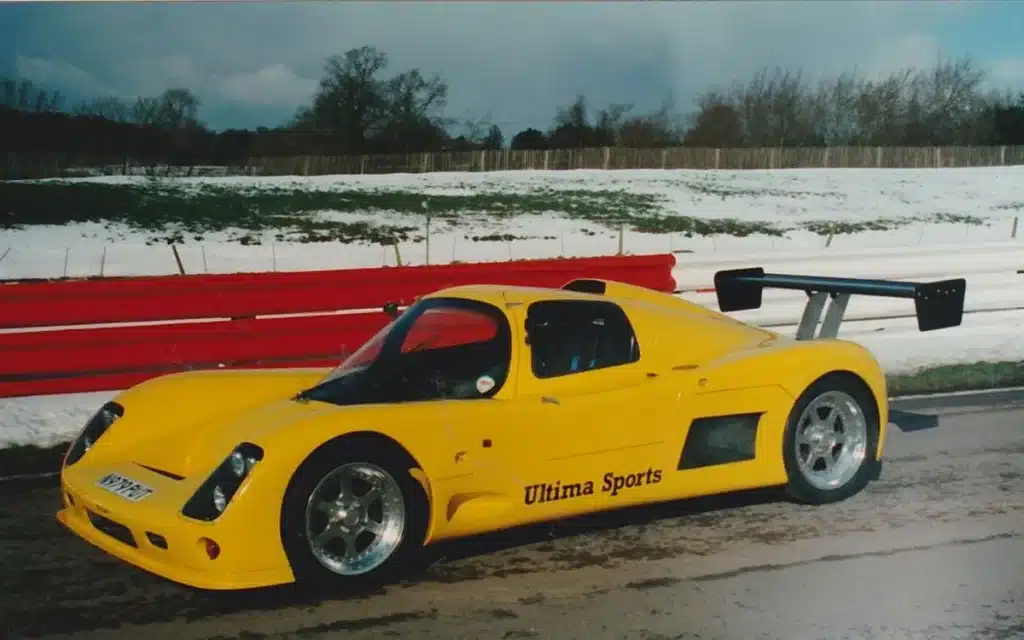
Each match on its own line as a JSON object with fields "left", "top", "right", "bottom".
{"left": 678, "top": 413, "right": 762, "bottom": 470}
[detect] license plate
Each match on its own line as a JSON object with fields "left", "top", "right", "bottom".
{"left": 96, "top": 472, "right": 154, "bottom": 502}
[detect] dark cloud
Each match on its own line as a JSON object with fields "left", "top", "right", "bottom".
{"left": 0, "top": 1, "right": 1015, "bottom": 132}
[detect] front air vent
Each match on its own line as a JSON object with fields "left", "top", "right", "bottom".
{"left": 136, "top": 464, "right": 185, "bottom": 480}
{"left": 87, "top": 510, "right": 137, "bottom": 548}
{"left": 146, "top": 532, "right": 168, "bottom": 549}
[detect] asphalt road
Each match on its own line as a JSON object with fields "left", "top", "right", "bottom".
{"left": 2, "top": 392, "right": 1022, "bottom": 640}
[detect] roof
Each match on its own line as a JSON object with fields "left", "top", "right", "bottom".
{"left": 424, "top": 283, "right": 609, "bottom": 306}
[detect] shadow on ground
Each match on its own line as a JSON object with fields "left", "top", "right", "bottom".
{"left": 2, "top": 487, "right": 781, "bottom": 637}
{"left": 889, "top": 409, "right": 940, "bottom": 433}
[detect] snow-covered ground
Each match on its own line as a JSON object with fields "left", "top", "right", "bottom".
{"left": 2, "top": 167, "right": 1022, "bottom": 279}
{"left": 1, "top": 167, "right": 1022, "bottom": 450}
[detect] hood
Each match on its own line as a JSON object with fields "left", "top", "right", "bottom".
{"left": 127, "top": 397, "right": 340, "bottom": 479}
{"left": 85, "top": 368, "right": 330, "bottom": 478}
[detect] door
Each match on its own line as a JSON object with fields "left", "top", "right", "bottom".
{"left": 500, "top": 298, "right": 683, "bottom": 521}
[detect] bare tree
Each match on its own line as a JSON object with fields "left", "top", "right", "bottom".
{"left": 683, "top": 102, "right": 743, "bottom": 147}
{"left": 0, "top": 77, "right": 62, "bottom": 112}
{"left": 155, "top": 88, "right": 203, "bottom": 132}
{"left": 73, "top": 96, "right": 132, "bottom": 122}
{"left": 306, "top": 45, "right": 391, "bottom": 153}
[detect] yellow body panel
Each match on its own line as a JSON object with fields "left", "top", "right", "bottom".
{"left": 57, "top": 281, "right": 889, "bottom": 590}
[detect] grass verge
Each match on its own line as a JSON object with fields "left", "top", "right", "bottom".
{"left": 1, "top": 360, "right": 1021, "bottom": 482}
{"left": 1, "top": 180, "right": 989, "bottom": 245}
{"left": 886, "top": 359, "right": 1024, "bottom": 396}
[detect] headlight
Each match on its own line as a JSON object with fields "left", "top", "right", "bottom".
{"left": 212, "top": 485, "right": 227, "bottom": 512}
{"left": 64, "top": 402, "right": 124, "bottom": 467}
{"left": 182, "top": 443, "right": 264, "bottom": 521}
{"left": 228, "top": 451, "right": 247, "bottom": 477}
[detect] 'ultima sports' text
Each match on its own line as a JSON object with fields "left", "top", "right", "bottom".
{"left": 523, "top": 468, "right": 663, "bottom": 505}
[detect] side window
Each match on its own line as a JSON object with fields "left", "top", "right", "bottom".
{"left": 526, "top": 300, "right": 640, "bottom": 379}
{"left": 395, "top": 301, "right": 512, "bottom": 400}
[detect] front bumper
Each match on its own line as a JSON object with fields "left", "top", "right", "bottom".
{"left": 57, "top": 468, "right": 295, "bottom": 591}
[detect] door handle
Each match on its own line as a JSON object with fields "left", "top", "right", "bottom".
{"left": 541, "top": 396, "right": 560, "bottom": 405}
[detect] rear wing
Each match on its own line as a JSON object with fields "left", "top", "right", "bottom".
{"left": 713, "top": 267, "right": 966, "bottom": 340}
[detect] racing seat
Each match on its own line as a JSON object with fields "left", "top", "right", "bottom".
{"left": 534, "top": 317, "right": 633, "bottom": 377}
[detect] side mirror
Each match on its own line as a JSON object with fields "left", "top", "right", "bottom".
{"left": 383, "top": 302, "right": 401, "bottom": 319}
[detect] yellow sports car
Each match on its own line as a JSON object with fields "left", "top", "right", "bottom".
{"left": 56, "top": 267, "right": 965, "bottom": 591}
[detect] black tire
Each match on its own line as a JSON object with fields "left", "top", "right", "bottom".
{"left": 280, "top": 437, "right": 430, "bottom": 591}
{"left": 782, "top": 373, "right": 881, "bottom": 505}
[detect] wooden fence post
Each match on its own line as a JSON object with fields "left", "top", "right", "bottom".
{"left": 170, "top": 244, "right": 186, "bottom": 275}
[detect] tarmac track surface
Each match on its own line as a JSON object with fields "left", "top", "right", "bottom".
{"left": 1, "top": 392, "right": 1022, "bottom": 640}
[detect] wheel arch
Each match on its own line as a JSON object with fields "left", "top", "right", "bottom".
{"left": 780, "top": 366, "right": 886, "bottom": 505}
{"left": 787, "top": 368, "right": 885, "bottom": 471}
{"left": 804, "top": 369, "right": 879, "bottom": 418}
{"left": 280, "top": 430, "right": 435, "bottom": 548}
{"left": 792, "top": 368, "right": 885, "bottom": 460}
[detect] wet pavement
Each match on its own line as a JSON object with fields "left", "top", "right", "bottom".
{"left": 1, "top": 399, "right": 1021, "bottom": 639}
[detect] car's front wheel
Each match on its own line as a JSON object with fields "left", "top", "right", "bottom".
{"left": 280, "top": 439, "right": 429, "bottom": 590}
{"left": 782, "top": 373, "right": 881, "bottom": 505}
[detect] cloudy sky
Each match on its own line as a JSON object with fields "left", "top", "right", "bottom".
{"left": 2, "top": 1, "right": 1022, "bottom": 135}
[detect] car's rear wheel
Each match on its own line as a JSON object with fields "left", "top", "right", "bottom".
{"left": 782, "top": 373, "right": 880, "bottom": 505}
{"left": 280, "top": 439, "right": 429, "bottom": 590}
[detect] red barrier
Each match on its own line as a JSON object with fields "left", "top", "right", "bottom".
{"left": 0, "top": 363, "right": 340, "bottom": 399}
{"left": 0, "top": 313, "right": 391, "bottom": 397}
{"left": 0, "top": 253, "right": 677, "bottom": 398}
{"left": 0, "top": 254, "right": 676, "bottom": 329}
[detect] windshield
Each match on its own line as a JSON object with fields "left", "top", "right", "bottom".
{"left": 319, "top": 319, "right": 395, "bottom": 384}
{"left": 299, "top": 297, "right": 512, "bottom": 406}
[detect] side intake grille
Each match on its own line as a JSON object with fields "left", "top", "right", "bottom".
{"left": 678, "top": 413, "right": 762, "bottom": 470}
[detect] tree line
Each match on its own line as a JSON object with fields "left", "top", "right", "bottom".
{"left": 2, "top": 47, "right": 1023, "bottom": 170}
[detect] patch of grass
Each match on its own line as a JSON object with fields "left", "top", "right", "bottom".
{"left": 886, "top": 359, "right": 1024, "bottom": 396}
{"left": 678, "top": 179, "right": 842, "bottom": 201}
{"left": 802, "top": 218, "right": 907, "bottom": 236}
{"left": 631, "top": 216, "right": 786, "bottom": 237}
{"left": 993, "top": 202, "right": 1024, "bottom": 212}
{"left": 0, "top": 441, "right": 68, "bottom": 478}
{"left": 467, "top": 233, "right": 558, "bottom": 242}
{"left": 2, "top": 360, "right": 1020, "bottom": 480}
{"left": 0, "top": 180, "right": 996, "bottom": 245}
{"left": 0, "top": 181, "right": 663, "bottom": 245}
{"left": 930, "top": 212, "right": 987, "bottom": 225}
{"left": 801, "top": 212, "right": 987, "bottom": 237}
